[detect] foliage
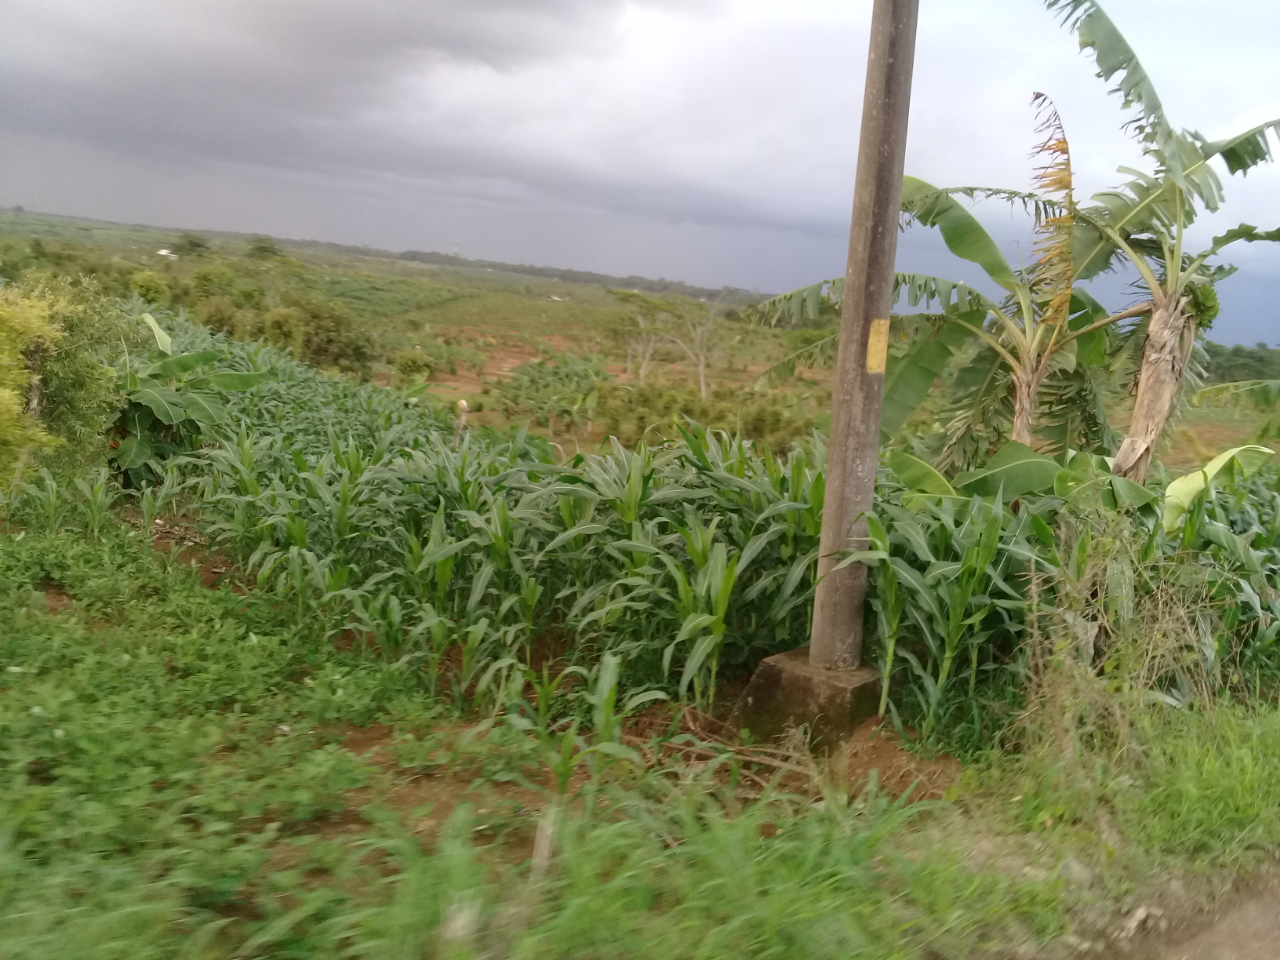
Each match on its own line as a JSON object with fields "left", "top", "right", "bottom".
{"left": 172, "top": 231, "right": 210, "bottom": 256}
{"left": 597, "top": 380, "right": 817, "bottom": 451}
{"left": 1202, "top": 341, "right": 1280, "bottom": 384}
{"left": 246, "top": 235, "right": 283, "bottom": 260}
{"left": 490, "top": 353, "right": 610, "bottom": 430}
{"left": 250, "top": 292, "right": 374, "bottom": 376}
{"left": 128, "top": 269, "right": 170, "bottom": 304}
{"left": 105, "top": 317, "right": 820, "bottom": 706}
{"left": 873, "top": 440, "right": 1280, "bottom": 754}
{"left": 0, "top": 512, "right": 1069, "bottom": 959}
{"left": 1044, "top": 0, "right": 1280, "bottom": 480}
{"left": 107, "top": 323, "right": 273, "bottom": 486}
{"left": 0, "top": 288, "right": 59, "bottom": 479}
{"left": 0, "top": 280, "right": 143, "bottom": 479}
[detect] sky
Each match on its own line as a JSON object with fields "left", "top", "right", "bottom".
{"left": 2, "top": 0, "right": 1278, "bottom": 344}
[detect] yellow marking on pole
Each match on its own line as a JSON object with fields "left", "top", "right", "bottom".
{"left": 866, "top": 317, "right": 890, "bottom": 373}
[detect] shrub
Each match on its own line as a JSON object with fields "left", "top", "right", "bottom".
{"left": 194, "top": 295, "right": 239, "bottom": 335}
{"left": 128, "top": 270, "right": 169, "bottom": 305}
{"left": 190, "top": 263, "right": 236, "bottom": 301}
{"left": 390, "top": 347, "right": 437, "bottom": 382}
{"left": 231, "top": 280, "right": 266, "bottom": 311}
{"left": 0, "top": 289, "right": 58, "bottom": 479}
{"left": 261, "top": 305, "right": 307, "bottom": 357}
{"left": 597, "top": 381, "right": 815, "bottom": 450}
{"left": 246, "top": 236, "right": 282, "bottom": 260}
{"left": 21, "top": 280, "right": 140, "bottom": 448}
{"left": 262, "top": 293, "right": 373, "bottom": 376}
{"left": 491, "top": 353, "right": 608, "bottom": 429}
{"left": 172, "top": 231, "right": 210, "bottom": 256}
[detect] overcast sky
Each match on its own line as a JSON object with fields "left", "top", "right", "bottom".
{"left": 2, "top": 0, "right": 1277, "bottom": 343}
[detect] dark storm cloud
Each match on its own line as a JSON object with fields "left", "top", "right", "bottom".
{"left": 2, "top": 0, "right": 1277, "bottom": 343}
{"left": 0, "top": 2, "right": 620, "bottom": 156}
{"left": 2, "top": 0, "right": 743, "bottom": 224}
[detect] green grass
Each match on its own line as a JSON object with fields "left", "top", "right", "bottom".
{"left": 0, "top": 514, "right": 1066, "bottom": 959}
{"left": 1115, "top": 706, "right": 1280, "bottom": 861}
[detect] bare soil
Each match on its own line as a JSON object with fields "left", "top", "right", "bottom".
{"left": 1132, "top": 874, "right": 1280, "bottom": 960}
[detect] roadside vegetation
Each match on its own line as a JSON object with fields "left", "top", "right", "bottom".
{"left": 5, "top": 1, "right": 1280, "bottom": 957}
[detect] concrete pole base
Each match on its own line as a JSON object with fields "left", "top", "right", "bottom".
{"left": 735, "top": 646, "right": 882, "bottom": 749}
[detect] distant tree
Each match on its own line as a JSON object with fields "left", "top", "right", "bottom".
{"left": 190, "top": 263, "right": 236, "bottom": 301}
{"left": 1203, "top": 341, "right": 1280, "bottom": 384}
{"left": 11, "top": 205, "right": 23, "bottom": 215}
{"left": 128, "top": 270, "right": 170, "bottom": 305}
{"left": 609, "top": 290, "right": 669, "bottom": 387}
{"left": 246, "top": 236, "right": 282, "bottom": 260}
{"left": 231, "top": 280, "right": 267, "bottom": 311}
{"left": 264, "top": 292, "right": 373, "bottom": 377}
{"left": 172, "top": 232, "right": 210, "bottom": 257}
{"left": 662, "top": 300, "right": 720, "bottom": 401}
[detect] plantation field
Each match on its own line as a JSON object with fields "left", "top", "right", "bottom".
{"left": 2, "top": 287, "right": 1280, "bottom": 958}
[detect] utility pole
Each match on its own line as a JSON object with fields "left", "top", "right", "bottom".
{"left": 738, "top": 0, "right": 920, "bottom": 745}
{"left": 810, "top": 0, "right": 920, "bottom": 670}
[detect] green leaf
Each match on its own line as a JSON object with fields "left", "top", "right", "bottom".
{"left": 1109, "top": 475, "right": 1157, "bottom": 509}
{"left": 128, "top": 385, "right": 187, "bottom": 425}
{"left": 1045, "top": 1, "right": 1169, "bottom": 149}
{"left": 888, "top": 450, "right": 958, "bottom": 508}
{"left": 180, "top": 391, "right": 227, "bottom": 425}
{"left": 113, "top": 435, "right": 153, "bottom": 470}
{"left": 901, "top": 176, "right": 1019, "bottom": 292}
{"left": 953, "top": 441, "right": 1061, "bottom": 498}
{"left": 881, "top": 313, "right": 979, "bottom": 433}
{"left": 1163, "top": 445, "right": 1275, "bottom": 532}
{"left": 186, "top": 370, "right": 276, "bottom": 392}
{"left": 140, "top": 314, "right": 172, "bottom": 355}
{"left": 142, "top": 350, "right": 222, "bottom": 381}
{"left": 1203, "top": 119, "right": 1280, "bottom": 177}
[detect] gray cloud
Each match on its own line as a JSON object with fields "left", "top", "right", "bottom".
{"left": 1, "top": 0, "right": 1277, "bottom": 343}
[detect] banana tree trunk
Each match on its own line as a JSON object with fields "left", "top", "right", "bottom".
{"left": 1010, "top": 368, "right": 1039, "bottom": 447}
{"left": 1114, "top": 295, "right": 1192, "bottom": 484}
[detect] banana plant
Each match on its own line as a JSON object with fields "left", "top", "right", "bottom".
{"left": 1046, "top": 0, "right": 1280, "bottom": 482}
{"left": 756, "top": 98, "right": 1149, "bottom": 459}
{"left": 109, "top": 318, "right": 273, "bottom": 485}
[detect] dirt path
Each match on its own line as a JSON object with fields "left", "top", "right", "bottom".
{"left": 1145, "top": 885, "right": 1280, "bottom": 959}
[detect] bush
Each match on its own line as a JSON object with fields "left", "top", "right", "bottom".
{"left": 262, "top": 293, "right": 373, "bottom": 377}
{"left": 0, "top": 289, "right": 58, "bottom": 479}
{"left": 22, "top": 280, "right": 140, "bottom": 448}
{"left": 190, "top": 263, "right": 236, "bottom": 302}
{"left": 0, "top": 280, "right": 142, "bottom": 480}
{"left": 246, "top": 236, "right": 282, "bottom": 260}
{"left": 491, "top": 353, "right": 609, "bottom": 429}
{"left": 172, "top": 232, "right": 209, "bottom": 256}
{"left": 597, "top": 381, "right": 815, "bottom": 450}
{"left": 194, "top": 295, "right": 239, "bottom": 335}
{"left": 390, "top": 347, "right": 437, "bottom": 383}
{"left": 127, "top": 270, "right": 169, "bottom": 305}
